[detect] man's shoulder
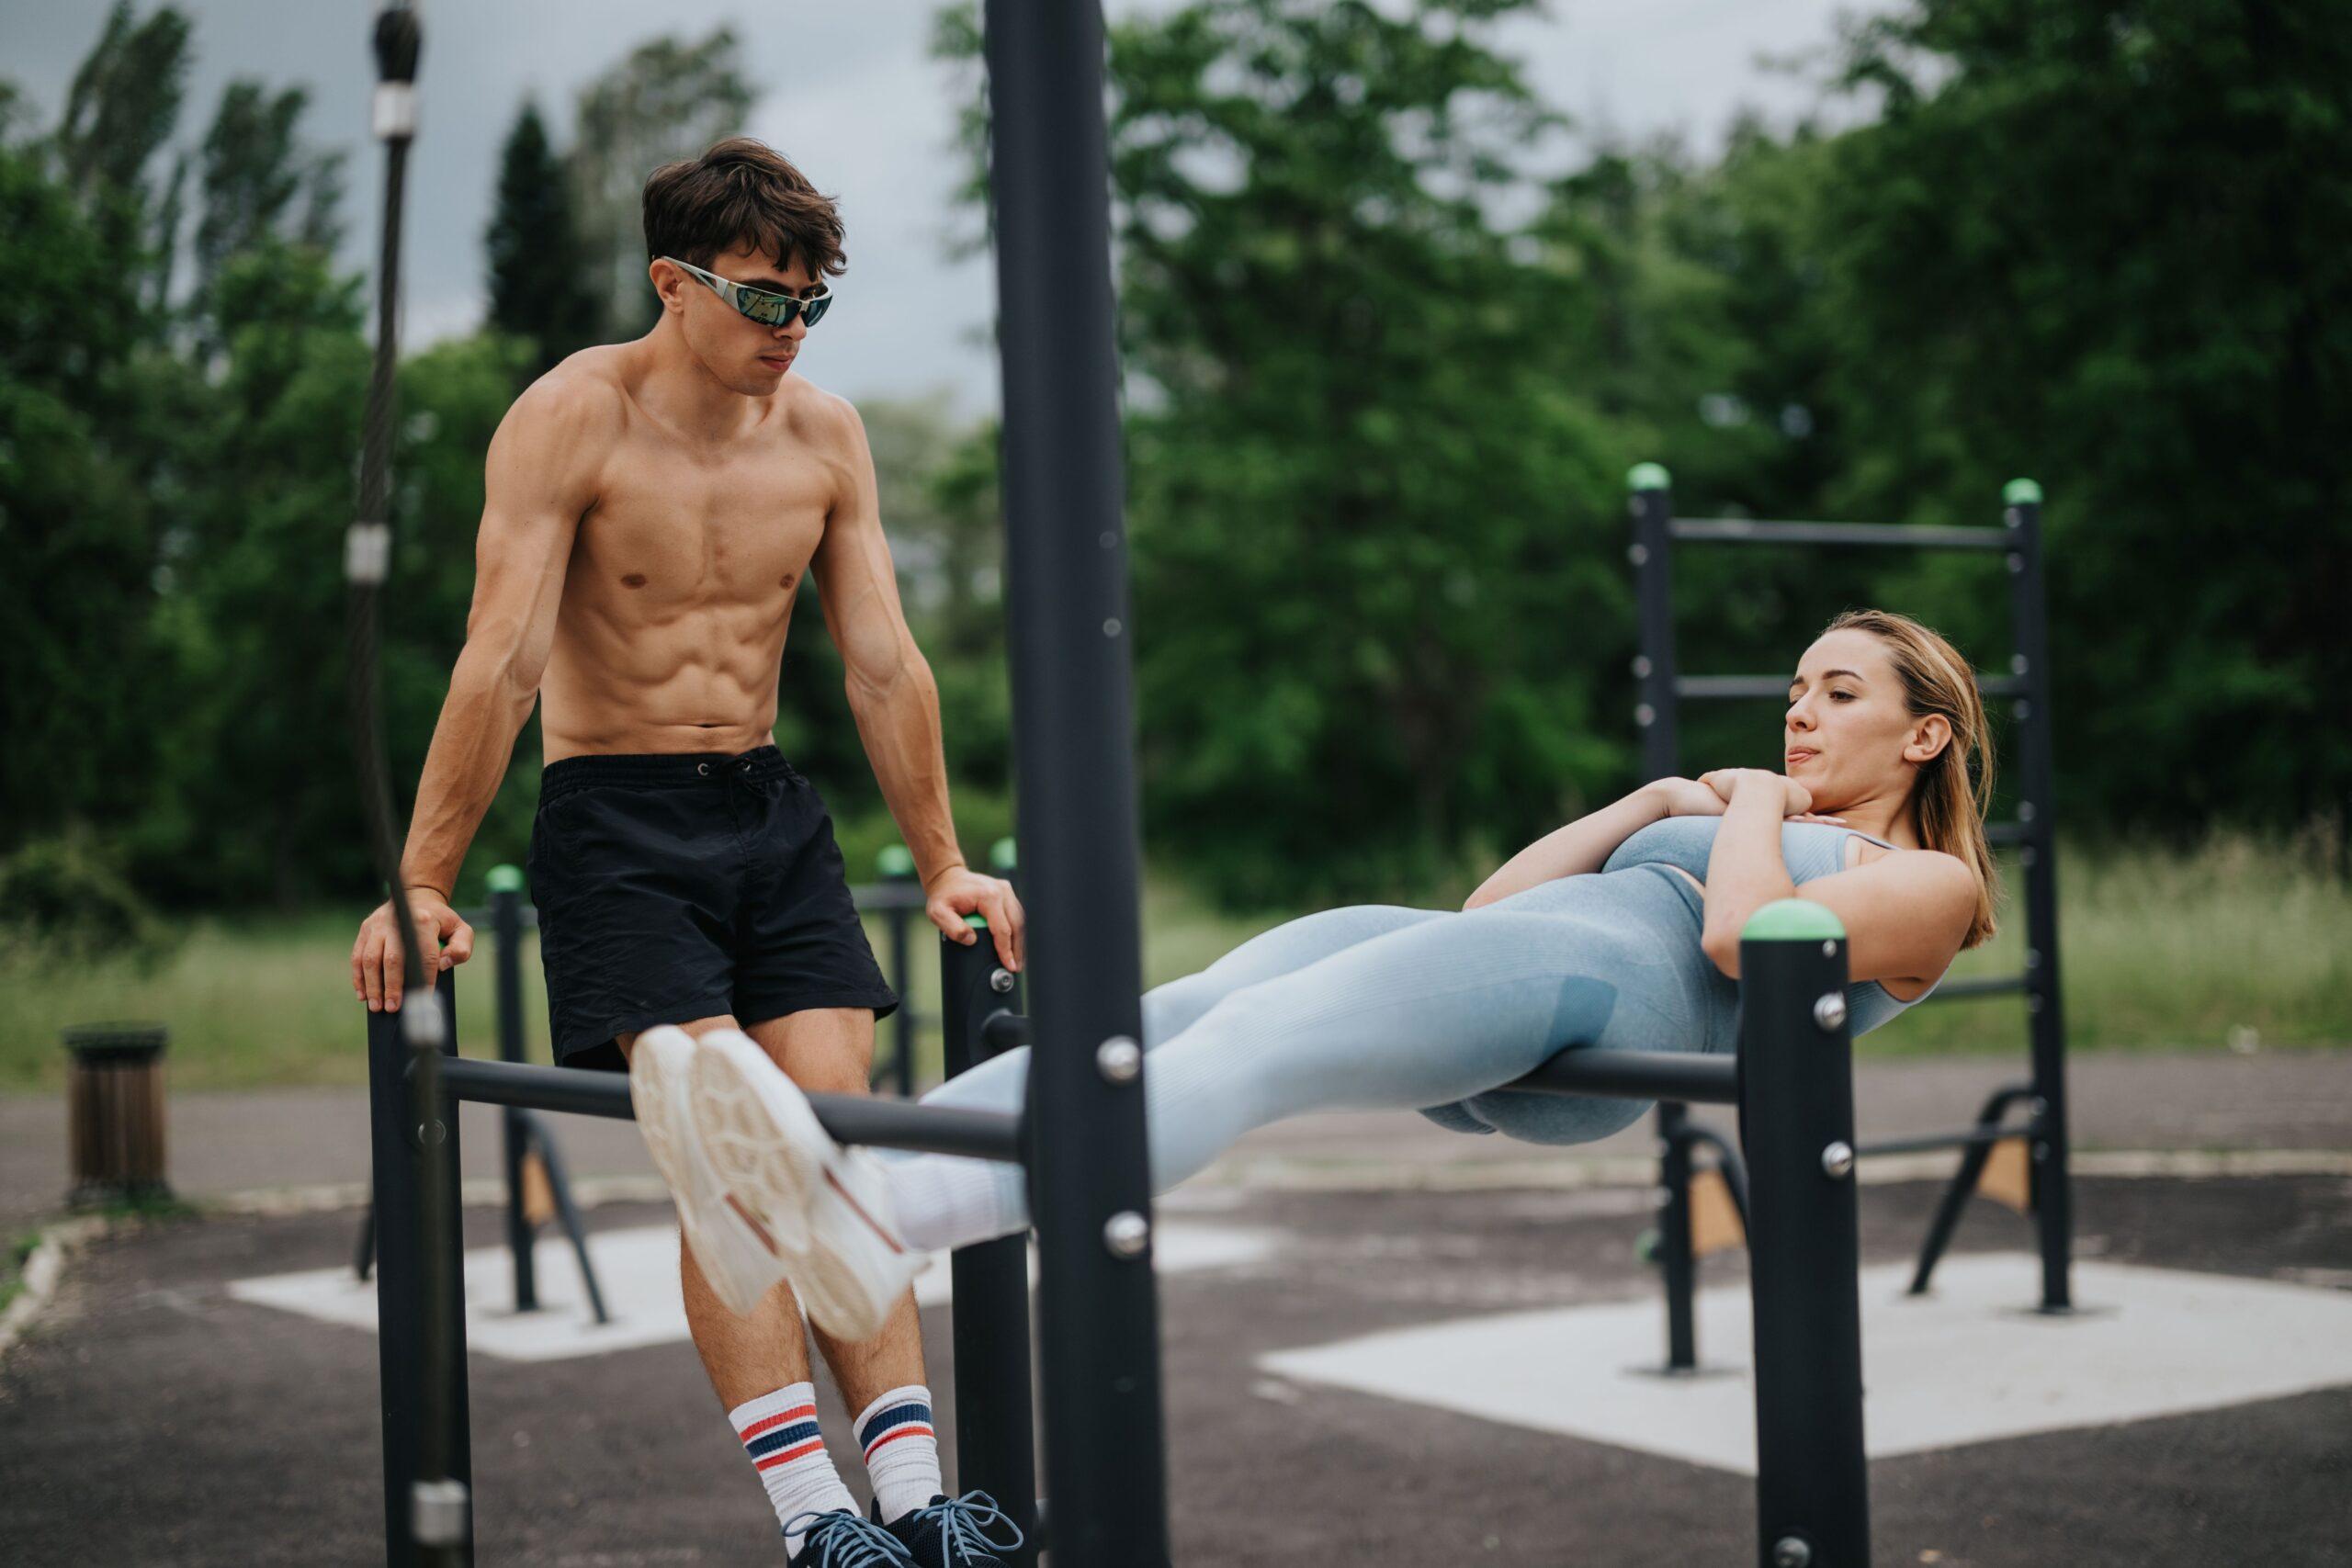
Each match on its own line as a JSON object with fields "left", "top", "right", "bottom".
{"left": 775, "top": 375, "right": 865, "bottom": 451}
{"left": 513, "top": 347, "right": 634, "bottom": 429}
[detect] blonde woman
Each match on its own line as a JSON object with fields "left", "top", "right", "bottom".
{"left": 649, "top": 609, "right": 2002, "bottom": 1336}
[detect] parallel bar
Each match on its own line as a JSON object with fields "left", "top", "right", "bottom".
{"left": 1656, "top": 1102, "right": 1701, "bottom": 1371}
{"left": 368, "top": 974, "right": 472, "bottom": 1567}
{"left": 941, "top": 931, "right": 1040, "bottom": 1568}
{"left": 1856, "top": 1122, "right": 2035, "bottom": 1159}
{"left": 1741, "top": 917, "right": 1871, "bottom": 1566}
{"left": 980, "top": 7, "right": 1173, "bottom": 1560}
{"left": 1678, "top": 672, "right": 2026, "bottom": 701}
{"left": 428, "top": 1056, "right": 1024, "bottom": 1162}
{"left": 1508, "top": 1048, "right": 1740, "bottom": 1105}
{"left": 1670, "top": 518, "right": 2008, "bottom": 550}
{"left": 491, "top": 885, "right": 534, "bottom": 1314}
{"left": 2005, "top": 486, "right": 2075, "bottom": 1311}
{"left": 1920, "top": 973, "right": 2030, "bottom": 1001}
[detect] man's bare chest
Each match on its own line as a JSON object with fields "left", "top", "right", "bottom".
{"left": 578, "top": 438, "right": 837, "bottom": 598}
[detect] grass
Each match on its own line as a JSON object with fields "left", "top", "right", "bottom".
{"left": 0, "top": 832, "right": 2343, "bottom": 1094}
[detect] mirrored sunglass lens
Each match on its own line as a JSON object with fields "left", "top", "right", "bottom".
{"left": 800, "top": 295, "right": 831, "bottom": 327}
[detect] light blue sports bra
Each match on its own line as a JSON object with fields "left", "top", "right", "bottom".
{"left": 1602, "top": 816, "right": 1941, "bottom": 1036}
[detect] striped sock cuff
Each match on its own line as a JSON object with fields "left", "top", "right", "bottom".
{"left": 731, "top": 1382, "right": 825, "bottom": 1472}
{"left": 854, "top": 1385, "right": 936, "bottom": 1463}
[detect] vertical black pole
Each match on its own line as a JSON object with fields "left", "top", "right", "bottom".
{"left": 368, "top": 971, "right": 474, "bottom": 1566}
{"left": 880, "top": 846, "right": 919, "bottom": 1097}
{"left": 1629, "top": 464, "right": 1707, "bottom": 1367}
{"left": 1656, "top": 1103, "right": 1699, "bottom": 1372}
{"left": 941, "top": 924, "right": 1039, "bottom": 1566}
{"left": 2002, "top": 479, "right": 2073, "bottom": 1313}
{"left": 980, "top": 4, "right": 1170, "bottom": 1563}
{"left": 1740, "top": 901, "right": 1870, "bottom": 1567}
{"left": 1629, "top": 464, "right": 1679, "bottom": 782}
{"left": 488, "top": 868, "right": 535, "bottom": 1313}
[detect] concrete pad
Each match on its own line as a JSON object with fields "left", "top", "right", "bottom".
{"left": 1259, "top": 1255, "right": 2352, "bottom": 1473}
{"left": 226, "top": 1219, "right": 1275, "bottom": 1362}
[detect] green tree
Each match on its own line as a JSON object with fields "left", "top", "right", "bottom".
{"left": 1806, "top": 0, "right": 2352, "bottom": 834}
{"left": 191, "top": 80, "right": 345, "bottom": 307}
{"left": 486, "top": 100, "right": 601, "bottom": 376}
{"left": 948, "top": 0, "right": 1628, "bottom": 903}
{"left": 567, "top": 28, "right": 754, "bottom": 340}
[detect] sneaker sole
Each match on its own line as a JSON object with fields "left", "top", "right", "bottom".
{"left": 689, "top": 1032, "right": 921, "bottom": 1341}
{"left": 628, "top": 1027, "right": 791, "bottom": 1318}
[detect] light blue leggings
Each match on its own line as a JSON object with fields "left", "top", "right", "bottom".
{"left": 878, "top": 865, "right": 1736, "bottom": 1247}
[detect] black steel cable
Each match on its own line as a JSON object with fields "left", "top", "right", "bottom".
{"left": 346, "top": 5, "right": 468, "bottom": 1561}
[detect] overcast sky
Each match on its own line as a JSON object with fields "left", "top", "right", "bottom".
{"left": 3, "top": 0, "right": 1865, "bottom": 414}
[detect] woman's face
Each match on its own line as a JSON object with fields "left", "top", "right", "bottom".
{"left": 1781, "top": 628, "right": 1948, "bottom": 811}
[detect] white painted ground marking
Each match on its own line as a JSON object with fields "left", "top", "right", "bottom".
{"left": 1259, "top": 1256, "right": 2352, "bottom": 1472}
{"left": 227, "top": 1221, "right": 1276, "bottom": 1363}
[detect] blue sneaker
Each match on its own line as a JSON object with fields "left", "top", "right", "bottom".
{"left": 786, "top": 1508, "right": 917, "bottom": 1567}
{"left": 883, "top": 1493, "right": 1026, "bottom": 1567}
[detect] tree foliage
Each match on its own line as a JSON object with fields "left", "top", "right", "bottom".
{"left": 486, "top": 101, "right": 601, "bottom": 376}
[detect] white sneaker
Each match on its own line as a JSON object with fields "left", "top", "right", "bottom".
{"left": 688, "top": 1029, "right": 926, "bottom": 1342}
{"left": 628, "top": 1025, "right": 792, "bottom": 1318}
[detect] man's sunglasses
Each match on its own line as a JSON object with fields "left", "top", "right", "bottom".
{"left": 662, "top": 256, "right": 833, "bottom": 329}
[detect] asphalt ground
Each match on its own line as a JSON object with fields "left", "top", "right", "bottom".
{"left": 3, "top": 1171, "right": 2347, "bottom": 1567}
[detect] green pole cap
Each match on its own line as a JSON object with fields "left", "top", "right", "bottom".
{"left": 2003, "top": 478, "right": 2043, "bottom": 506}
{"left": 964, "top": 912, "right": 989, "bottom": 931}
{"left": 989, "top": 836, "right": 1018, "bottom": 873}
{"left": 485, "top": 864, "right": 525, "bottom": 894}
{"left": 1740, "top": 897, "right": 1846, "bottom": 942}
{"left": 877, "top": 843, "right": 916, "bottom": 878}
{"left": 1626, "top": 462, "right": 1671, "bottom": 491}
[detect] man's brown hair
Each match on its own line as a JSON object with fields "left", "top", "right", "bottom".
{"left": 642, "top": 137, "right": 846, "bottom": 279}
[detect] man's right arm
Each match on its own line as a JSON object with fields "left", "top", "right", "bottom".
{"left": 350, "top": 374, "right": 614, "bottom": 1014}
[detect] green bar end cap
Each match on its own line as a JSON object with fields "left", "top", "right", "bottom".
{"left": 485, "top": 864, "right": 525, "bottom": 894}
{"left": 1627, "top": 461, "right": 1671, "bottom": 492}
{"left": 2003, "top": 477, "right": 2043, "bottom": 506}
{"left": 1741, "top": 897, "right": 1845, "bottom": 942}
{"left": 964, "top": 912, "right": 989, "bottom": 931}
{"left": 989, "top": 836, "right": 1018, "bottom": 873}
{"left": 877, "top": 844, "right": 916, "bottom": 877}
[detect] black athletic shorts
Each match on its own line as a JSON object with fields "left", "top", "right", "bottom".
{"left": 526, "top": 746, "right": 899, "bottom": 1073}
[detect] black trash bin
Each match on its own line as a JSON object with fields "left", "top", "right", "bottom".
{"left": 62, "top": 1022, "right": 172, "bottom": 1207}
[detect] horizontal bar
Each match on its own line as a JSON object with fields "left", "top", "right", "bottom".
{"left": 465, "top": 883, "right": 925, "bottom": 927}
{"left": 1922, "top": 973, "right": 2030, "bottom": 1001}
{"left": 1855, "top": 1122, "right": 2037, "bottom": 1159}
{"left": 982, "top": 1011, "right": 1034, "bottom": 1055}
{"left": 1508, "top": 1048, "right": 1739, "bottom": 1105}
{"left": 1669, "top": 518, "right": 2010, "bottom": 550}
{"left": 1677, "top": 672, "right": 2026, "bottom": 701}
{"left": 429, "top": 1056, "right": 1024, "bottom": 1162}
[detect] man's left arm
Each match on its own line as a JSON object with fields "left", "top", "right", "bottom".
{"left": 808, "top": 395, "right": 1023, "bottom": 969}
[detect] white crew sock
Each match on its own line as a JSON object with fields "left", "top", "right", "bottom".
{"left": 730, "top": 1382, "right": 856, "bottom": 1552}
{"left": 881, "top": 1153, "right": 1030, "bottom": 1254}
{"left": 854, "top": 1384, "right": 944, "bottom": 1524}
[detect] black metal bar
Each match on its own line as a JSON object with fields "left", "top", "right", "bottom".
{"left": 1739, "top": 907, "right": 1871, "bottom": 1567}
{"left": 1656, "top": 1102, "right": 1699, "bottom": 1372}
{"left": 1507, "top": 1047, "right": 1741, "bottom": 1105}
{"left": 981, "top": 1010, "right": 1034, "bottom": 1056}
{"left": 1670, "top": 518, "right": 2008, "bottom": 550}
{"left": 490, "top": 878, "right": 535, "bottom": 1314}
{"left": 425, "top": 1056, "right": 1024, "bottom": 1161}
{"left": 941, "top": 928, "right": 1039, "bottom": 1568}
{"left": 983, "top": 2, "right": 1170, "bottom": 1560}
{"left": 520, "top": 1111, "right": 609, "bottom": 1326}
{"left": 1677, "top": 672, "right": 2026, "bottom": 701}
{"left": 2004, "top": 480, "right": 2074, "bottom": 1313}
{"left": 368, "top": 971, "right": 472, "bottom": 1567}
{"left": 1907, "top": 1083, "right": 2039, "bottom": 1295}
{"left": 1630, "top": 468, "right": 1679, "bottom": 782}
{"left": 1918, "top": 973, "right": 2030, "bottom": 1001}
{"left": 881, "top": 848, "right": 919, "bottom": 1097}
{"left": 354, "top": 1199, "right": 377, "bottom": 1282}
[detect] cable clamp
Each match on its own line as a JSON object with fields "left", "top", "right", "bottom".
{"left": 373, "top": 82, "right": 418, "bottom": 141}
{"left": 412, "top": 1478, "right": 470, "bottom": 1546}
{"left": 401, "top": 995, "right": 448, "bottom": 1049}
{"left": 346, "top": 521, "right": 391, "bottom": 584}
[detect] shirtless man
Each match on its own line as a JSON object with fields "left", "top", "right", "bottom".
{"left": 348, "top": 139, "right": 1023, "bottom": 1568}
